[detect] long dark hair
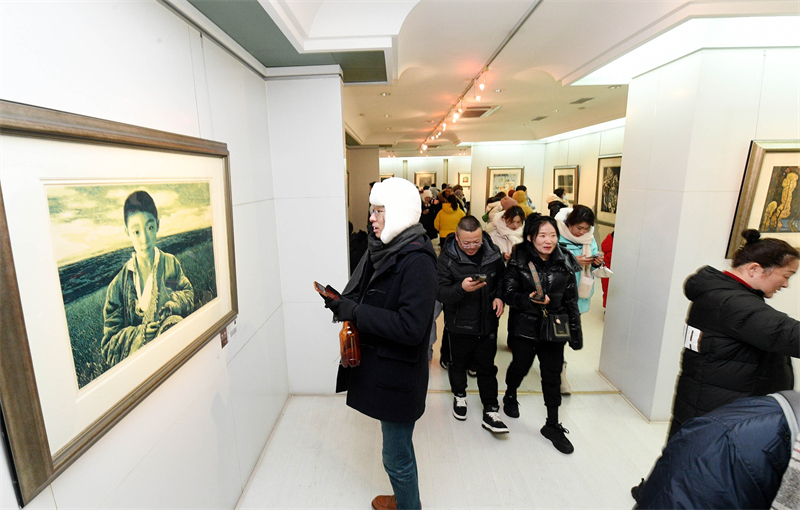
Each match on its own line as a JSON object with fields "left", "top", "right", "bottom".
{"left": 732, "top": 229, "right": 799, "bottom": 269}
{"left": 502, "top": 206, "right": 525, "bottom": 223}
{"left": 565, "top": 205, "right": 595, "bottom": 227}
{"left": 522, "top": 213, "right": 556, "bottom": 245}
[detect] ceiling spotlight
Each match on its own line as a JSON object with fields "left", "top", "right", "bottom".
{"left": 384, "top": 114, "right": 391, "bottom": 118}
{"left": 386, "top": 127, "right": 392, "bottom": 130}
{"left": 453, "top": 113, "right": 459, "bottom": 121}
{"left": 476, "top": 95, "right": 481, "bottom": 102}
{"left": 553, "top": 109, "right": 559, "bottom": 112}
{"left": 608, "top": 85, "right": 621, "bottom": 89}
{"left": 437, "top": 131, "right": 441, "bottom": 136}
{"left": 494, "top": 89, "right": 503, "bottom": 93}
{"left": 422, "top": 144, "right": 428, "bottom": 150}
{"left": 442, "top": 123, "right": 447, "bottom": 131}
{"left": 420, "top": 150, "right": 424, "bottom": 153}
{"left": 458, "top": 106, "right": 463, "bottom": 113}
{"left": 380, "top": 92, "right": 390, "bottom": 96}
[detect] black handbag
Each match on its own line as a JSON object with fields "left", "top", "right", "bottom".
{"left": 528, "top": 261, "right": 572, "bottom": 343}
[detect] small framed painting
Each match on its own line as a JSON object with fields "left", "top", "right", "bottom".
{"left": 595, "top": 156, "right": 621, "bottom": 226}
{"left": 458, "top": 173, "right": 471, "bottom": 187}
{"left": 553, "top": 165, "right": 579, "bottom": 204}
{"left": 414, "top": 172, "right": 436, "bottom": 188}
{"left": 727, "top": 140, "right": 800, "bottom": 258}
{"left": 380, "top": 173, "right": 393, "bottom": 182}
{"left": 486, "top": 167, "right": 524, "bottom": 200}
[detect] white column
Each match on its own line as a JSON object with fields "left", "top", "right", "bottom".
{"left": 267, "top": 67, "right": 349, "bottom": 394}
{"left": 599, "top": 47, "right": 800, "bottom": 420}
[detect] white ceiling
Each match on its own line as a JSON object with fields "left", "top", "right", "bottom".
{"left": 273, "top": 0, "right": 799, "bottom": 156}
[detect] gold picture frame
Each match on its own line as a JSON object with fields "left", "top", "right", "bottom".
{"left": 727, "top": 140, "right": 800, "bottom": 258}
{"left": 486, "top": 167, "right": 524, "bottom": 200}
{"left": 0, "top": 100, "right": 238, "bottom": 505}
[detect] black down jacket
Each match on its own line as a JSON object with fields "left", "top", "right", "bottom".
{"left": 638, "top": 395, "right": 794, "bottom": 509}
{"left": 670, "top": 266, "right": 799, "bottom": 437}
{"left": 436, "top": 232, "right": 505, "bottom": 337}
{"left": 502, "top": 242, "right": 583, "bottom": 349}
{"left": 335, "top": 235, "right": 438, "bottom": 424}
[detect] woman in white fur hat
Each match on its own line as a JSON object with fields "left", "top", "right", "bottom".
{"left": 324, "top": 178, "right": 437, "bottom": 510}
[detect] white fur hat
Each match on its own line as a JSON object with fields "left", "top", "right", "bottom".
{"left": 369, "top": 178, "right": 422, "bottom": 243}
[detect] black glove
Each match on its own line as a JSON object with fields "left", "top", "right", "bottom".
{"left": 325, "top": 298, "right": 359, "bottom": 322}
{"left": 569, "top": 336, "right": 583, "bottom": 351}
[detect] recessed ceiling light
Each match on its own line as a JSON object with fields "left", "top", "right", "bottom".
{"left": 386, "top": 127, "right": 392, "bottom": 130}
{"left": 380, "top": 92, "right": 390, "bottom": 96}
{"left": 494, "top": 89, "right": 503, "bottom": 93}
{"left": 384, "top": 114, "right": 391, "bottom": 118}
{"left": 553, "top": 109, "right": 560, "bottom": 113}
{"left": 608, "top": 85, "right": 621, "bottom": 89}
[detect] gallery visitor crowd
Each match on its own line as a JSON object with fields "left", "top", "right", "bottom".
{"left": 323, "top": 177, "right": 800, "bottom": 510}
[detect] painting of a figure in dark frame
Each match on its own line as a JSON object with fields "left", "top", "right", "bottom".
{"left": 600, "top": 165, "right": 621, "bottom": 214}
{"left": 46, "top": 182, "right": 218, "bottom": 389}
{"left": 759, "top": 166, "right": 799, "bottom": 233}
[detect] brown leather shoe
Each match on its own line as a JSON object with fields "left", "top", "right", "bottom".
{"left": 371, "top": 494, "right": 397, "bottom": 510}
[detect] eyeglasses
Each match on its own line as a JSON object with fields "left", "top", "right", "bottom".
{"left": 458, "top": 241, "right": 482, "bottom": 249}
{"left": 369, "top": 208, "right": 386, "bottom": 217}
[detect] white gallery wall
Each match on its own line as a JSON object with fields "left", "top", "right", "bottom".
{"left": 600, "top": 47, "right": 800, "bottom": 422}
{"left": 0, "top": 1, "right": 289, "bottom": 508}
{"left": 266, "top": 73, "right": 349, "bottom": 396}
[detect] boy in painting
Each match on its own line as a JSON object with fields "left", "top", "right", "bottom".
{"left": 101, "top": 190, "right": 194, "bottom": 366}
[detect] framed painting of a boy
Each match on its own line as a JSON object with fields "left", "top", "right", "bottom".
{"left": 0, "top": 100, "right": 237, "bottom": 505}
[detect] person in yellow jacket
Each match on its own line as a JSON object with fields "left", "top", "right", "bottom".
{"left": 512, "top": 190, "right": 535, "bottom": 218}
{"left": 434, "top": 195, "right": 466, "bottom": 247}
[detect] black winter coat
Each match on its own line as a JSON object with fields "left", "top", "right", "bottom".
{"left": 670, "top": 266, "right": 799, "bottom": 436}
{"left": 638, "top": 395, "right": 793, "bottom": 509}
{"left": 335, "top": 235, "right": 438, "bottom": 423}
{"left": 419, "top": 201, "right": 438, "bottom": 239}
{"left": 436, "top": 232, "right": 504, "bottom": 337}
{"left": 502, "top": 243, "right": 583, "bottom": 349}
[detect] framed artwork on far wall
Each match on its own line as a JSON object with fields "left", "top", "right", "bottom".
{"left": 414, "top": 172, "right": 436, "bottom": 188}
{"left": 727, "top": 140, "right": 799, "bottom": 258}
{"left": 0, "top": 100, "right": 238, "bottom": 505}
{"left": 458, "top": 173, "right": 471, "bottom": 187}
{"left": 595, "top": 156, "right": 622, "bottom": 226}
{"left": 380, "top": 173, "right": 394, "bottom": 182}
{"left": 553, "top": 165, "right": 579, "bottom": 205}
{"left": 486, "top": 167, "right": 524, "bottom": 200}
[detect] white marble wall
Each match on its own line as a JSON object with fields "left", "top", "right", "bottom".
{"left": 266, "top": 74, "right": 349, "bottom": 396}
{"left": 0, "top": 1, "right": 288, "bottom": 507}
{"left": 600, "top": 48, "right": 800, "bottom": 421}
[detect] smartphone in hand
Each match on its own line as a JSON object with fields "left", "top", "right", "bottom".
{"left": 314, "top": 281, "right": 341, "bottom": 301}
{"left": 472, "top": 274, "right": 487, "bottom": 283}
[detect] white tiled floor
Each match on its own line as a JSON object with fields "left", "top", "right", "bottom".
{"left": 237, "top": 287, "right": 670, "bottom": 509}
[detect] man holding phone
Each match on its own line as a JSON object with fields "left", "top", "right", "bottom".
{"left": 437, "top": 216, "right": 508, "bottom": 433}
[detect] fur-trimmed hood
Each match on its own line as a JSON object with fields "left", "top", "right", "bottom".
{"left": 369, "top": 177, "right": 422, "bottom": 243}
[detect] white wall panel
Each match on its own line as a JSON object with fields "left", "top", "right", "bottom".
{"left": 0, "top": 1, "right": 289, "bottom": 507}
{"left": 229, "top": 199, "right": 283, "bottom": 361}
{"left": 227, "top": 310, "right": 289, "bottom": 488}
{"left": 99, "top": 370, "right": 242, "bottom": 509}
{"left": 0, "top": 1, "right": 199, "bottom": 137}
{"left": 283, "top": 302, "right": 341, "bottom": 394}
{"left": 203, "top": 37, "right": 275, "bottom": 205}
{"left": 756, "top": 48, "right": 800, "bottom": 140}
{"left": 599, "top": 127, "right": 625, "bottom": 156}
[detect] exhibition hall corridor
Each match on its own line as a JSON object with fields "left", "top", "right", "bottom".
{"left": 237, "top": 291, "right": 671, "bottom": 509}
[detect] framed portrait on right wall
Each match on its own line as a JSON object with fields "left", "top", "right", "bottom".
{"left": 727, "top": 140, "right": 800, "bottom": 258}
{"left": 553, "top": 165, "right": 579, "bottom": 204}
{"left": 595, "top": 156, "right": 622, "bottom": 226}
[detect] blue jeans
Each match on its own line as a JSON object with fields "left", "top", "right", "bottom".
{"left": 380, "top": 421, "right": 420, "bottom": 510}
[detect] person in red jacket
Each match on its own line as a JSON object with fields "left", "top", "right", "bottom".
{"left": 600, "top": 231, "right": 614, "bottom": 308}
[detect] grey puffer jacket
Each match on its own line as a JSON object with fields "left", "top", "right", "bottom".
{"left": 669, "top": 265, "right": 799, "bottom": 437}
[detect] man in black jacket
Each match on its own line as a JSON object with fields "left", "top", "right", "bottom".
{"left": 437, "top": 216, "right": 508, "bottom": 434}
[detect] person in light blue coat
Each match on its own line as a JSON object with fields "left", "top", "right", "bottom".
{"left": 554, "top": 206, "right": 604, "bottom": 395}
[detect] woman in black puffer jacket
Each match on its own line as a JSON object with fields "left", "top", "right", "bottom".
{"left": 502, "top": 214, "right": 583, "bottom": 454}
{"left": 669, "top": 229, "right": 800, "bottom": 438}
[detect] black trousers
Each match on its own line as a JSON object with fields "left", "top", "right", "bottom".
{"left": 447, "top": 331, "right": 499, "bottom": 410}
{"left": 505, "top": 335, "right": 564, "bottom": 409}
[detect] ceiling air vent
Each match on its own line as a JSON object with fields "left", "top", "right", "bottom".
{"left": 570, "top": 97, "right": 594, "bottom": 104}
{"left": 531, "top": 116, "right": 547, "bottom": 121}
{"left": 460, "top": 105, "right": 501, "bottom": 118}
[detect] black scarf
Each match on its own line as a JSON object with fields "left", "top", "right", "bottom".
{"left": 344, "top": 223, "right": 426, "bottom": 295}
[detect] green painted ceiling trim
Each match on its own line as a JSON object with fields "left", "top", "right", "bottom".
{"left": 188, "top": 0, "right": 387, "bottom": 83}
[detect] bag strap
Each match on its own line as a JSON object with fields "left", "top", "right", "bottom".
{"left": 527, "top": 261, "right": 548, "bottom": 317}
